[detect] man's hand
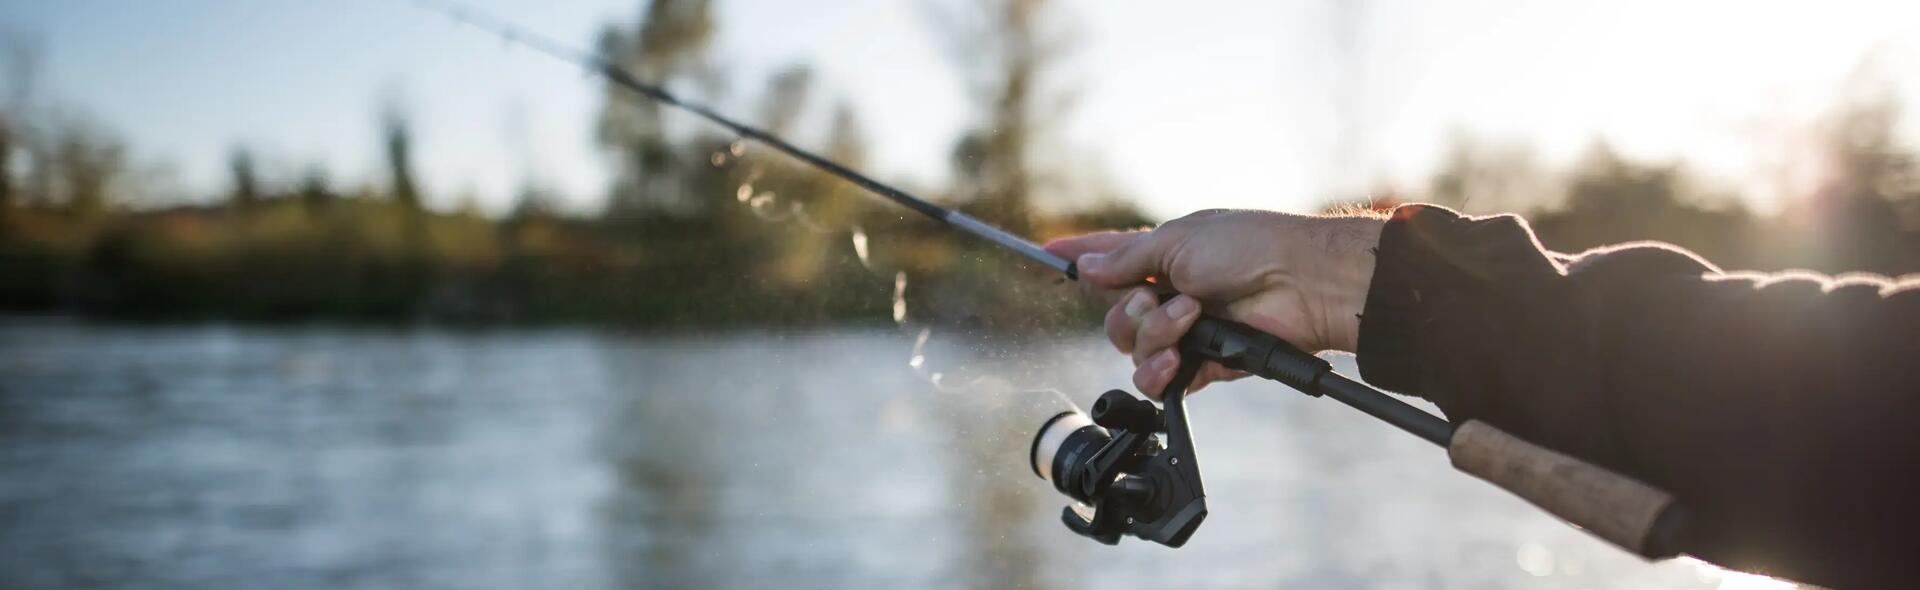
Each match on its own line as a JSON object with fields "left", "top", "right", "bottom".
{"left": 1044, "top": 210, "right": 1383, "bottom": 398}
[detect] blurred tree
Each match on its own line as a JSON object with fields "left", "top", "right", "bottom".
{"left": 1764, "top": 69, "right": 1920, "bottom": 275}
{"left": 1564, "top": 143, "right": 1681, "bottom": 220}
{"left": 383, "top": 108, "right": 422, "bottom": 212}
{"left": 818, "top": 103, "right": 870, "bottom": 225}
{"left": 758, "top": 65, "right": 814, "bottom": 137}
{"left": 0, "top": 112, "right": 13, "bottom": 212}
{"left": 1427, "top": 134, "right": 1560, "bottom": 214}
{"left": 1824, "top": 59, "right": 1920, "bottom": 229}
{"left": 227, "top": 146, "right": 260, "bottom": 212}
{"left": 376, "top": 104, "right": 432, "bottom": 306}
{"left": 49, "top": 120, "right": 124, "bottom": 219}
{"left": 595, "top": 0, "right": 716, "bottom": 218}
{"left": 0, "top": 33, "right": 41, "bottom": 212}
{"left": 1523, "top": 142, "right": 1756, "bottom": 267}
{"left": 933, "top": 0, "right": 1078, "bottom": 236}
{"left": 767, "top": 100, "right": 874, "bottom": 288}
{"left": 510, "top": 181, "right": 556, "bottom": 220}
{"left": 297, "top": 165, "right": 334, "bottom": 212}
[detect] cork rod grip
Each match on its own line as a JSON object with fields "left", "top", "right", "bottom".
{"left": 1447, "top": 420, "right": 1680, "bottom": 558}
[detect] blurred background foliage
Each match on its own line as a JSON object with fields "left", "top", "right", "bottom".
{"left": 1410, "top": 67, "right": 1920, "bottom": 276}
{"left": 0, "top": 0, "right": 1915, "bottom": 329}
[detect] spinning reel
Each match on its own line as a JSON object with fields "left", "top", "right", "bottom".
{"left": 1029, "top": 357, "right": 1211, "bottom": 547}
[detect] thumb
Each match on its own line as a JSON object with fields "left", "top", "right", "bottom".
{"left": 1076, "top": 230, "right": 1173, "bottom": 288}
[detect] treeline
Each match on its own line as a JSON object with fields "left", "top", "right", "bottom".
{"left": 1397, "top": 68, "right": 1919, "bottom": 277}
{"left": 0, "top": 0, "right": 1150, "bottom": 328}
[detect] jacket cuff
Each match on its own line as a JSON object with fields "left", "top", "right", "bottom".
{"left": 1355, "top": 204, "right": 1562, "bottom": 417}
{"left": 1353, "top": 205, "right": 1433, "bottom": 397}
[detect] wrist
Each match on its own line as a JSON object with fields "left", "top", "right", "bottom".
{"left": 1315, "top": 216, "right": 1384, "bottom": 352}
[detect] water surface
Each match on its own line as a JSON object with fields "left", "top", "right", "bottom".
{"left": 0, "top": 319, "right": 1756, "bottom": 588}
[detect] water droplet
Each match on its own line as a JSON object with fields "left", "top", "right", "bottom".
{"left": 736, "top": 184, "right": 753, "bottom": 202}
{"left": 850, "top": 228, "right": 871, "bottom": 269}
{"left": 892, "top": 271, "right": 909, "bottom": 324}
{"left": 748, "top": 193, "right": 787, "bottom": 221}
{"left": 729, "top": 141, "right": 746, "bottom": 157}
{"left": 710, "top": 152, "right": 728, "bottom": 167}
{"left": 908, "top": 328, "right": 931, "bottom": 369}
{"left": 1515, "top": 543, "right": 1555, "bottom": 577}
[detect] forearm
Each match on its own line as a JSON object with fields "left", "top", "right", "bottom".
{"left": 1354, "top": 204, "right": 1920, "bottom": 587}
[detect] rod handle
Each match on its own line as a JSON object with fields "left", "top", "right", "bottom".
{"left": 1448, "top": 420, "right": 1685, "bottom": 558}
{"left": 1148, "top": 286, "right": 1332, "bottom": 392}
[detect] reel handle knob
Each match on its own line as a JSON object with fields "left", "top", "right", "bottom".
{"left": 1090, "top": 389, "right": 1162, "bottom": 433}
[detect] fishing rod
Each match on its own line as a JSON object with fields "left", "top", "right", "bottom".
{"left": 414, "top": 0, "right": 1066, "bottom": 276}
{"left": 421, "top": 1, "right": 1693, "bottom": 559}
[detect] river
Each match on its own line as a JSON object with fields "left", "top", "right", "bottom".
{"left": 0, "top": 318, "right": 1771, "bottom": 588}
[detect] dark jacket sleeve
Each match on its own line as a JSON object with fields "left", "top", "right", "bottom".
{"left": 1355, "top": 204, "right": 1920, "bottom": 589}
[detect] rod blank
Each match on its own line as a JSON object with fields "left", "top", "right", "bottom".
{"left": 417, "top": 0, "right": 1071, "bottom": 274}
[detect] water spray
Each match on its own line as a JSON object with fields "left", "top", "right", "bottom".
{"left": 421, "top": 0, "right": 1693, "bottom": 558}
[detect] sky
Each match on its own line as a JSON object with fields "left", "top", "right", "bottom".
{"left": 2, "top": 0, "right": 1916, "bottom": 219}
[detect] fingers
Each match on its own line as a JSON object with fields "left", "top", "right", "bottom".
{"left": 1131, "top": 295, "right": 1200, "bottom": 365}
{"left": 1104, "top": 289, "right": 1200, "bottom": 361}
{"left": 1116, "top": 291, "right": 1248, "bottom": 399}
{"left": 1188, "top": 364, "right": 1250, "bottom": 392}
{"left": 1043, "top": 230, "right": 1145, "bottom": 262}
{"left": 1104, "top": 287, "right": 1158, "bottom": 354}
{"left": 1106, "top": 289, "right": 1250, "bottom": 400}
{"left": 1132, "top": 355, "right": 1250, "bottom": 400}
{"left": 1111, "top": 292, "right": 1202, "bottom": 400}
{"left": 1071, "top": 210, "right": 1232, "bottom": 289}
{"left": 1134, "top": 349, "right": 1181, "bottom": 397}
{"left": 1060, "top": 213, "right": 1252, "bottom": 399}
{"left": 1074, "top": 229, "right": 1172, "bottom": 289}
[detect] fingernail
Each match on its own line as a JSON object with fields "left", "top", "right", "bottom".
{"left": 1077, "top": 253, "right": 1106, "bottom": 272}
{"left": 1123, "top": 289, "right": 1154, "bottom": 319}
{"left": 1164, "top": 296, "right": 1199, "bottom": 321}
{"left": 1150, "top": 349, "right": 1177, "bottom": 373}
